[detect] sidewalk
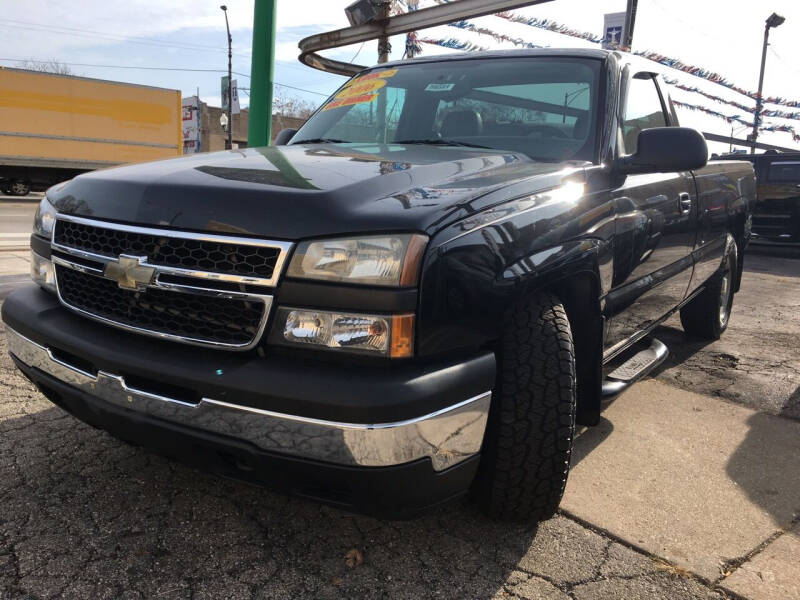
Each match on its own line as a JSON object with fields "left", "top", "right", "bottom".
{"left": 562, "top": 379, "right": 800, "bottom": 600}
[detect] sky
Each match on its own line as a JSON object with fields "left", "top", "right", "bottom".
{"left": 2, "top": 0, "right": 799, "bottom": 152}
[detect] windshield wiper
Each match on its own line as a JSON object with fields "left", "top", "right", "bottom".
{"left": 293, "top": 138, "right": 347, "bottom": 144}
{"left": 395, "top": 138, "right": 496, "bottom": 150}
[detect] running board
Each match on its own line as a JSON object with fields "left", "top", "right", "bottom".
{"left": 602, "top": 338, "right": 669, "bottom": 397}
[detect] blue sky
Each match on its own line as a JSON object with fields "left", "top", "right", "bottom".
{"left": 2, "top": 0, "right": 799, "bottom": 151}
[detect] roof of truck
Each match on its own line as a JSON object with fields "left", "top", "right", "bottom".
{"left": 375, "top": 47, "right": 667, "bottom": 76}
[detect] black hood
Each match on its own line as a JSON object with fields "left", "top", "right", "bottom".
{"left": 49, "top": 144, "right": 582, "bottom": 240}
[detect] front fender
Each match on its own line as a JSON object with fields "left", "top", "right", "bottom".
{"left": 416, "top": 223, "right": 613, "bottom": 357}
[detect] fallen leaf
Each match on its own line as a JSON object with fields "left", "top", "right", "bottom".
{"left": 344, "top": 548, "right": 364, "bottom": 568}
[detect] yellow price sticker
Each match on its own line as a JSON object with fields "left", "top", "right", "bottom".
{"left": 335, "top": 78, "right": 387, "bottom": 100}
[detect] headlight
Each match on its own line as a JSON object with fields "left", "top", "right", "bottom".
{"left": 271, "top": 307, "right": 414, "bottom": 358}
{"left": 33, "top": 196, "right": 57, "bottom": 238}
{"left": 287, "top": 234, "right": 427, "bottom": 287}
{"left": 31, "top": 251, "right": 56, "bottom": 293}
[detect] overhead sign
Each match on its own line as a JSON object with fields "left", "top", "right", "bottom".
{"left": 221, "top": 76, "right": 241, "bottom": 115}
{"left": 181, "top": 96, "right": 200, "bottom": 154}
{"left": 602, "top": 12, "right": 626, "bottom": 49}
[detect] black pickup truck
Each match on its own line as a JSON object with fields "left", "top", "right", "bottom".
{"left": 719, "top": 151, "right": 800, "bottom": 244}
{"left": 2, "top": 49, "right": 755, "bottom": 522}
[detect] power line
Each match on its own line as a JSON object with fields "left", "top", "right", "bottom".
{"left": 0, "top": 57, "right": 331, "bottom": 97}
{"left": 273, "top": 82, "right": 329, "bottom": 97}
{"left": 0, "top": 18, "right": 252, "bottom": 57}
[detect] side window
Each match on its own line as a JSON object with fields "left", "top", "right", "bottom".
{"left": 622, "top": 75, "right": 668, "bottom": 154}
{"left": 767, "top": 161, "right": 800, "bottom": 184}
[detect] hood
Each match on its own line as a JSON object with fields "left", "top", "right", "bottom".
{"left": 48, "top": 143, "right": 582, "bottom": 240}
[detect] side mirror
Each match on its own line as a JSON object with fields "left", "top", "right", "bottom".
{"left": 273, "top": 128, "right": 298, "bottom": 146}
{"left": 617, "top": 127, "right": 708, "bottom": 175}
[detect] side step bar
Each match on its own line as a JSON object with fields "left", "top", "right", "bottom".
{"left": 602, "top": 338, "right": 669, "bottom": 397}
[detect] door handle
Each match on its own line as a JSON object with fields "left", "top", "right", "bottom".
{"left": 678, "top": 193, "right": 692, "bottom": 214}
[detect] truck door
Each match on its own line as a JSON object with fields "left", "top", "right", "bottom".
{"left": 604, "top": 72, "right": 697, "bottom": 354}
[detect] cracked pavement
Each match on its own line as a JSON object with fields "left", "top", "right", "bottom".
{"left": 1, "top": 247, "right": 798, "bottom": 599}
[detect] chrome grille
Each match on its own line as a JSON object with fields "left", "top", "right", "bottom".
{"left": 57, "top": 268, "right": 264, "bottom": 346}
{"left": 50, "top": 215, "right": 292, "bottom": 350}
{"left": 54, "top": 219, "right": 282, "bottom": 281}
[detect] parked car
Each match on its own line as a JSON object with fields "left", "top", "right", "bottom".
{"left": 2, "top": 49, "right": 755, "bottom": 523}
{"left": 718, "top": 151, "right": 800, "bottom": 244}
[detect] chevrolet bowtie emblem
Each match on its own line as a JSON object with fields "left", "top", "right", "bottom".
{"left": 103, "top": 255, "right": 156, "bottom": 291}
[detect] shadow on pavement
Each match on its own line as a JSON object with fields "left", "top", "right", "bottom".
{"left": 572, "top": 417, "right": 614, "bottom": 469}
{"left": 725, "top": 402, "right": 800, "bottom": 528}
{"left": 745, "top": 244, "right": 800, "bottom": 264}
{"left": 0, "top": 405, "right": 543, "bottom": 598}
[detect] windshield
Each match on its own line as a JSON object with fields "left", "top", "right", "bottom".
{"left": 291, "top": 57, "right": 601, "bottom": 162}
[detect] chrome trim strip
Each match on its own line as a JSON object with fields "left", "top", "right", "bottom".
{"left": 51, "top": 254, "right": 104, "bottom": 276}
{"left": 52, "top": 260, "right": 273, "bottom": 351}
{"left": 53, "top": 214, "right": 294, "bottom": 288}
{"left": 0, "top": 130, "right": 179, "bottom": 150}
{"left": 6, "top": 327, "right": 491, "bottom": 471}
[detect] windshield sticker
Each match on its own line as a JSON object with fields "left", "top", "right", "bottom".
{"left": 322, "top": 93, "right": 378, "bottom": 111}
{"left": 335, "top": 78, "right": 387, "bottom": 99}
{"left": 425, "top": 83, "right": 455, "bottom": 92}
{"left": 343, "top": 68, "right": 398, "bottom": 88}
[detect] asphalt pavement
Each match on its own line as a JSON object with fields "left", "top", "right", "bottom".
{"left": 0, "top": 232, "right": 798, "bottom": 599}
{"left": 0, "top": 195, "right": 39, "bottom": 251}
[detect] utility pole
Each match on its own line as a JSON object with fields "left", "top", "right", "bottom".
{"left": 377, "top": 0, "right": 391, "bottom": 63}
{"left": 249, "top": 0, "right": 277, "bottom": 146}
{"left": 221, "top": 5, "right": 233, "bottom": 150}
{"left": 376, "top": 0, "right": 390, "bottom": 143}
{"left": 623, "top": 0, "right": 637, "bottom": 48}
{"left": 751, "top": 13, "right": 785, "bottom": 154}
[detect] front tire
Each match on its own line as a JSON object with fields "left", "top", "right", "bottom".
{"left": 680, "top": 242, "right": 737, "bottom": 340}
{"left": 473, "top": 292, "right": 576, "bottom": 523}
{"left": 10, "top": 180, "right": 31, "bottom": 196}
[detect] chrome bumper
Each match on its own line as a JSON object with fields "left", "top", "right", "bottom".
{"left": 6, "top": 327, "right": 491, "bottom": 471}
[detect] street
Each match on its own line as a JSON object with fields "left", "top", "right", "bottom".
{"left": 0, "top": 206, "right": 798, "bottom": 599}
{"left": 0, "top": 196, "right": 38, "bottom": 252}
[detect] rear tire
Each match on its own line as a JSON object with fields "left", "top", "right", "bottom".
{"left": 473, "top": 292, "right": 576, "bottom": 523}
{"left": 680, "top": 242, "right": 737, "bottom": 340}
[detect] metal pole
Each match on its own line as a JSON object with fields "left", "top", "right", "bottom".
{"left": 249, "top": 0, "right": 277, "bottom": 146}
{"left": 751, "top": 23, "right": 770, "bottom": 154}
{"left": 623, "top": 0, "right": 637, "bottom": 48}
{"left": 221, "top": 6, "right": 233, "bottom": 150}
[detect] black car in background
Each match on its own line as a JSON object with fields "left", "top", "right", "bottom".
{"left": 719, "top": 151, "right": 800, "bottom": 244}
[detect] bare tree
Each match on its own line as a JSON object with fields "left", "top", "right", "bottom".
{"left": 19, "top": 59, "right": 74, "bottom": 75}
{"left": 272, "top": 87, "right": 317, "bottom": 119}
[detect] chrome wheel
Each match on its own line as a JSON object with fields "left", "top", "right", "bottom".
{"left": 719, "top": 268, "right": 731, "bottom": 328}
{"left": 10, "top": 181, "right": 30, "bottom": 196}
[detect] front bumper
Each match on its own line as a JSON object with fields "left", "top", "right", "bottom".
{"left": 6, "top": 327, "right": 490, "bottom": 471}
{"left": 3, "top": 285, "right": 495, "bottom": 516}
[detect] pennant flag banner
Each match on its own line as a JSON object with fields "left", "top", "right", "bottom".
{"left": 420, "top": 37, "right": 488, "bottom": 52}
{"left": 663, "top": 78, "right": 755, "bottom": 114}
{"left": 404, "top": 0, "right": 422, "bottom": 58}
{"left": 410, "top": 2, "right": 800, "bottom": 112}
{"left": 447, "top": 20, "right": 543, "bottom": 49}
{"left": 672, "top": 100, "right": 753, "bottom": 126}
{"left": 495, "top": 11, "right": 605, "bottom": 44}
{"left": 761, "top": 107, "right": 800, "bottom": 121}
{"left": 758, "top": 122, "right": 800, "bottom": 142}
{"left": 673, "top": 100, "right": 800, "bottom": 142}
